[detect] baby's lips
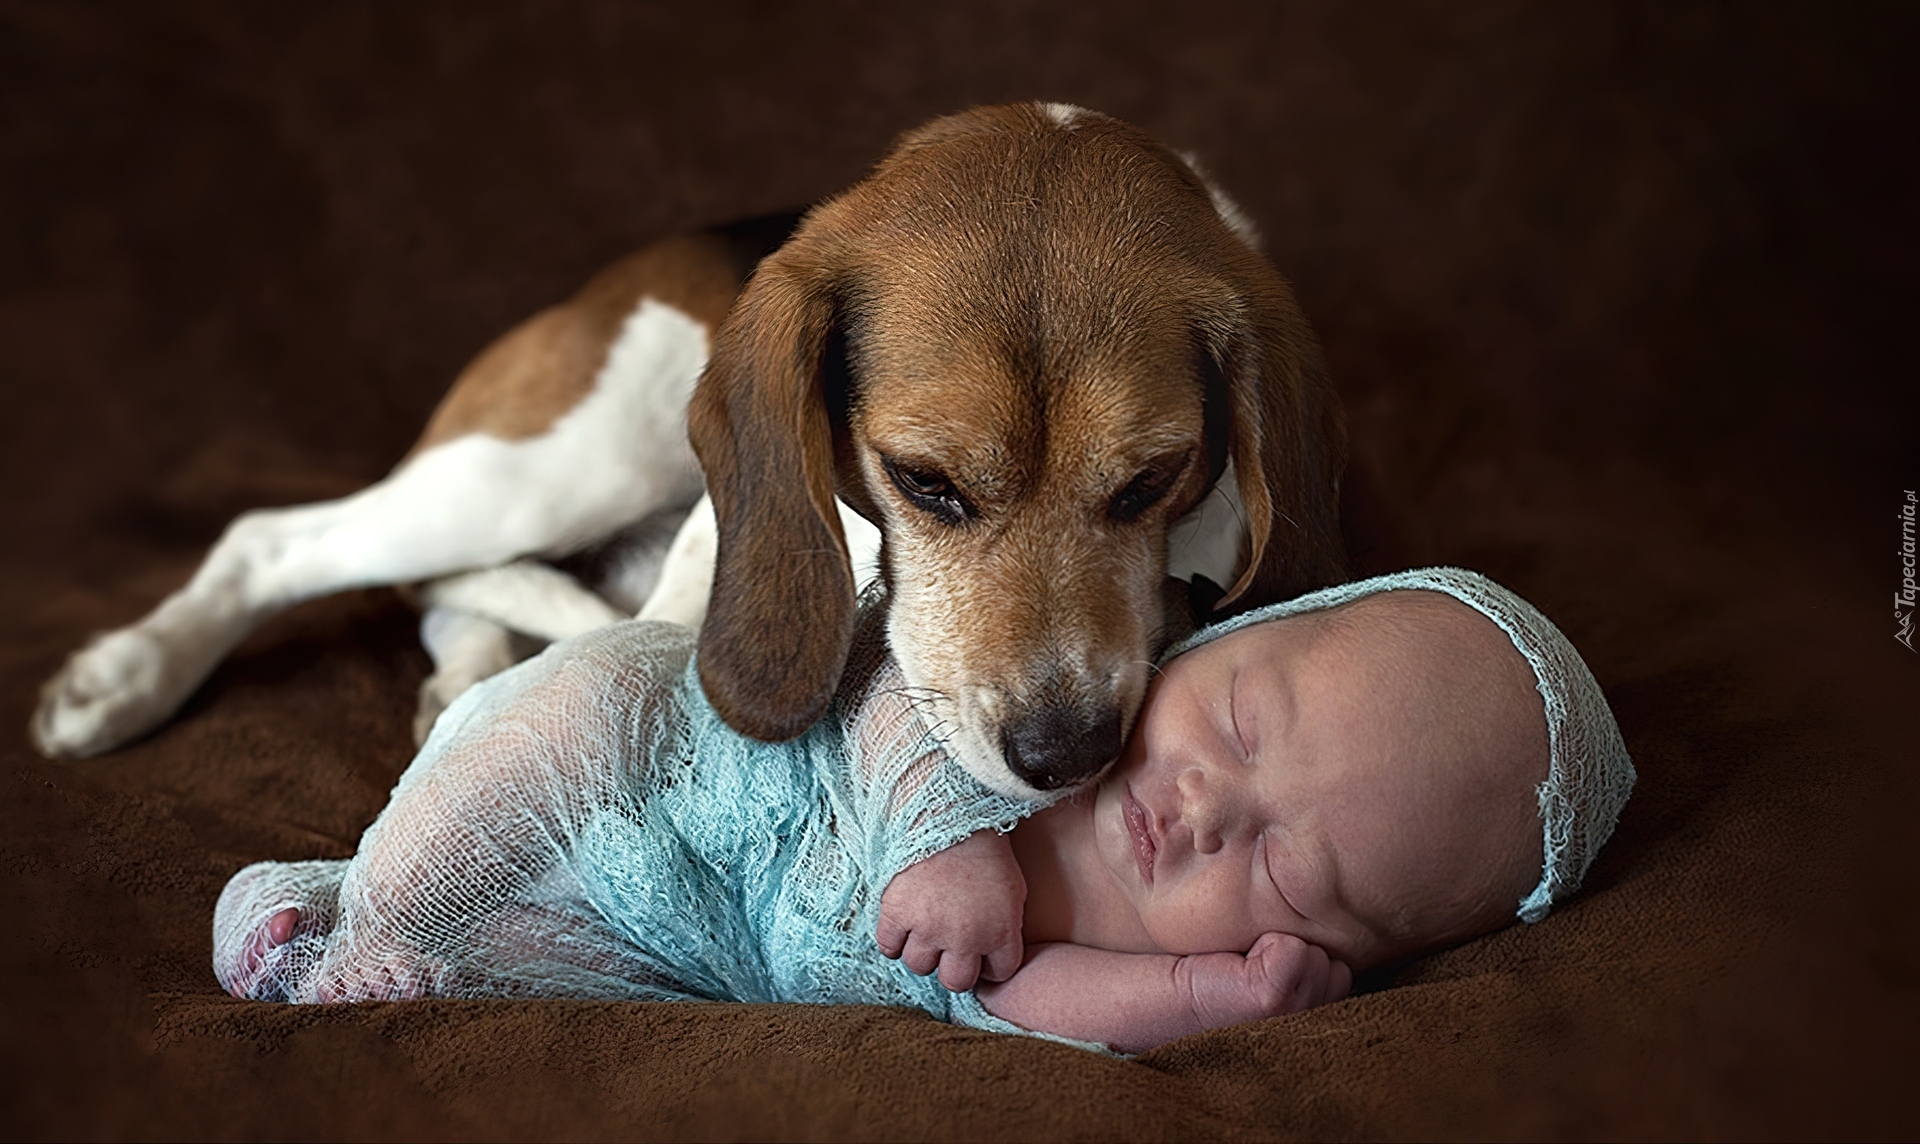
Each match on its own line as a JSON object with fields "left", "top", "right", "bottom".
{"left": 1122, "top": 785, "right": 1158, "bottom": 884}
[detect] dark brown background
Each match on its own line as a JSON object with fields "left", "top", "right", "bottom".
{"left": 3, "top": 2, "right": 1914, "bottom": 1139}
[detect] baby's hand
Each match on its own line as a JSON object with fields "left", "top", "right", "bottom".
{"left": 876, "top": 829, "right": 1025, "bottom": 992}
{"left": 1178, "top": 932, "right": 1353, "bottom": 1030}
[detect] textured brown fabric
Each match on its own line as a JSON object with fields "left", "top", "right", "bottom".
{"left": 2, "top": 3, "right": 1913, "bottom": 1138}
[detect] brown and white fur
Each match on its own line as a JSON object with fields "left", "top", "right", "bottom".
{"left": 32, "top": 103, "right": 1345, "bottom": 798}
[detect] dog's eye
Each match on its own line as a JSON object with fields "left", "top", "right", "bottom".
{"left": 1109, "top": 466, "right": 1175, "bottom": 523}
{"left": 883, "top": 458, "right": 971, "bottom": 524}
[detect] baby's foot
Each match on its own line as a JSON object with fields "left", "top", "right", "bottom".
{"left": 213, "top": 860, "right": 347, "bottom": 1002}
{"left": 219, "top": 904, "right": 445, "bottom": 1004}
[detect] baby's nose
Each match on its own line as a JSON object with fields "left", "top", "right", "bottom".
{"left": 1176, "top": 768, "right": 1232, "bottom": 854}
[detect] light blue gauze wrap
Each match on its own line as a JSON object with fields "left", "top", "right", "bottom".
{"left": 1161, "top": 566, "right": 1636, "bottom": 922}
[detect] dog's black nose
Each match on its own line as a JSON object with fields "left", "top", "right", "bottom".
{"left": 1001, "top": 702, "right": 1123, "bottom": 791}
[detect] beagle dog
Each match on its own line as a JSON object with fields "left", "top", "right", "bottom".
{"left": 33, "top": 102, "right": 1346, "bottom": 797}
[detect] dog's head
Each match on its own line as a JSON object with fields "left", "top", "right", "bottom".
{"left": 689, "top": 103, "right": 1345, "bottom": 797}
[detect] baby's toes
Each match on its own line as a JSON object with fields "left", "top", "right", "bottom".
{"left": 219, "top": 906, "right": 303, "bottom": 1001}
{"left": 265, "top": 907, "right": 298, "bottom": 947}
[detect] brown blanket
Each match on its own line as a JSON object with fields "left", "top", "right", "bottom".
{"left": 3, "top": 4, "right": 1913, "bottom": 1138}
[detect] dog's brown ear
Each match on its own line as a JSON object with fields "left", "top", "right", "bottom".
{"left": 687, "top": 246, "right": 856, "bottom": 741}
{"left": 1212, "top": 269, "right": 1348, "bottom": 609}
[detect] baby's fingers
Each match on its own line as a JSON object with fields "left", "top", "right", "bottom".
{"left": 875, "top": 912, "right": 909, "bottom": 959}
{"left": 936, "top": 949, "right": 982, "bottom": 993}
{"left": 1291, "top": 945, "right": 1351, "bottom": 1009}
{"left": 1325, "top": 959, "right": 1353, "bottom": 1005}
{"left": 980, "top": 934, "right": 1024, "bottom": 984}
{"left": 900, "top": 933, "right": 942, "bottom": 978}
{"left": 1288, "top": 943, "right": 1334, "bottom": 1013}
{"left": 1246, "top": 932, "right": 1346, "bottom": 1014}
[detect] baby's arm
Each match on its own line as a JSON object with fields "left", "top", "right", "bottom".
{"left": 876, "top": 829, "right": 1025, "bottom": 992}
{"left": 847, "top": 656, "right": 1028, "bottom": 994}
{"left": 974, "top": 934, "right": 1353, "bottom": 1054}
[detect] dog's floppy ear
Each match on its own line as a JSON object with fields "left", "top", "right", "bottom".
{"left": 1208, "top": 270, "right": 1348, "bottom": 609}
{"left": 687, "top": 244, "right": 856, "bottom": 741}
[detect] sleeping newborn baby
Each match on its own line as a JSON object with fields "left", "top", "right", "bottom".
{"left": 213, "top": 568, "right": 1633, "bottom": 1053}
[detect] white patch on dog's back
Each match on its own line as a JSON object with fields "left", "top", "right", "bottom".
{"left": 533, "top": 297, "right": 709, "bottom": 542}
{"left": 387, "top": 299, "right": 709, "bottom": 565}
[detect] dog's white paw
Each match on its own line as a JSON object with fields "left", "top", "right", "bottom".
{"left": 32, "top": 628, "right": 187, "bottom": 758}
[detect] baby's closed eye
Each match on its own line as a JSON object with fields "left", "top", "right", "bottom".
{"left": 1254, "top": 830, "right": 1320, "bottom": 929}
{"left": 1228, "top": 673, "right": 1252, "bottom": 760}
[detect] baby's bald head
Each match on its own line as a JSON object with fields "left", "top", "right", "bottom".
{"left": 1306, "top": 590, "right": 1550, "bottom": 964}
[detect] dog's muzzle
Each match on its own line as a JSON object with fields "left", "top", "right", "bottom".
{"left": 999, "top": 699, "right": 1123, "bottom": 792}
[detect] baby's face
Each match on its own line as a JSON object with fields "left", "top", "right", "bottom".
{"left": 1089, "top": 591, "right": 1549, "bottom": 970}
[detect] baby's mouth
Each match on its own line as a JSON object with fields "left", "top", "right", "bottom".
{"left": 1123, "top": 785, "right": 1157, "bottom": 885}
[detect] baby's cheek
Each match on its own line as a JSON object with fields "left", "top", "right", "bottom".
{"left": 1146, "top": 882, "right": 1265, "bottom": 956}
